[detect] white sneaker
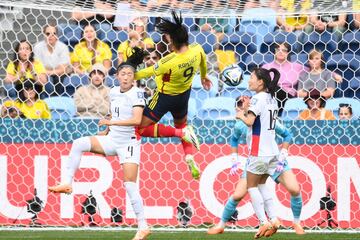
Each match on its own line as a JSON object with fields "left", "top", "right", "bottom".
{"left": 182, "top": 125, "right": 200, "bottom": 151}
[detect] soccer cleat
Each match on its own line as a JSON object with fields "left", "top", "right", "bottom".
{"left": 292, "top": 223, "right": 305, "bottom": 235}
{"left": 264, "top": 218, "right": 281, "bottom": 237}
{"left": 186, "top": 155, "right": 201, "bottom": 180}
{"left": 207, "top": 225, "right": 225, "bottom": 235}
{"left": 132, "top": 229, "right": 151, "bottom": 240}
{"left": 182, "top": 125, "right": 200, "bottom": 151}
{"left": 254, "top": 221, "right": 272, "bottom": 239}
{"left": 48, "top": 183, "right": 73, "bottom": 194}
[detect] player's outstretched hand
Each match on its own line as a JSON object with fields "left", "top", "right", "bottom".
{"left": 201, "top": 76, "right": 212, "bottom": 91}
{"left": 98, "top": 119, "right": 111, "bottom": 127}
{"left": 229, "top": 153, "right": 240, "bottom": 176}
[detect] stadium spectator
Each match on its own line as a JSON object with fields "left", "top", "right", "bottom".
{"left": 138, "top": 48, "right": 161, "bottom": 97}
{"left": 338, "top": 103, "right": 353, "bottom": 120}
{"left": 262, "top": 42, "right": 305, "bottom": 116}
{"left": 298, "top": 89, "right": 335, "bottom": 120}
{"left": 353, "top": 0, "right": 360, "bottom": 28}
{"left": 5, "top": 40, "right": 47, "bottom": 88}
{"left": 297, "top": 49, "right": 341, "bottom": 99}
{"left": 71, "top": 24, "right": 112, "bottom": 74}
{"left": 73, "top": 63, "right": 110, "bottom": 118}
{"left": 2, "top": 79, "right": 51, "bottom": 119}
{"left": 117, "top": 19, "right": 155, "bottom": 64}
{"left": 71, "top": 0, "right": 115, "bottom": 26}
{"left": 308, "top": 12, "right": 346, "bottom": 41}
{"left": 114, "top": 1, "right": 148, "bottom": 31}
{"left": 199, "top": 1, "right": 232, "bottom": 42}
{"left": 277, "top": 0, "right": 311, "bottom": 42}
{"left": 34, "top": 23, "right": 71, "bottom": 96}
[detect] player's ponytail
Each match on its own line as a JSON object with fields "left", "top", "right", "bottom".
{"left": 267, "top": 68, "right": 280, "bottom": 98}
{"left": 156, "top": 10, "right": 188, "bottom": 50}
{"left": 252, "top": 67, "right": 280, "bottom": 98}
{"left": 117, "top": 47, "right": 146, "bottom": 73}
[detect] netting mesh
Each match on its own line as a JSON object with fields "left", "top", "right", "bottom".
{"left": 0, "top": 1, "right": 360, "bottom": 232}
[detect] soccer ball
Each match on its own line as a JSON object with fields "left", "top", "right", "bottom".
{"left": 220, "top": 64, "right": 243, "bottom": 87}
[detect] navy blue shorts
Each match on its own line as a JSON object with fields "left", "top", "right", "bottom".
{"left": 144, "top": 89, "right": 191, "bottom": 122}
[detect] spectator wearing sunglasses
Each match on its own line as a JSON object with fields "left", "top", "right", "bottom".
{"left": 338, "top": 104, "right": 353, "bottom": 120}
{"left": 34, "top": 23, "right": 70, "bottom": 95}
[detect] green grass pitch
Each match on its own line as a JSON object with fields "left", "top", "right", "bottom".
{"left": 1, "top": 231, "right": 360, "bottom": 240}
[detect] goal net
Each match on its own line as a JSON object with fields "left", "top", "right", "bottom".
{"left": 0, "top": 0, "right": 360, "bottom": 232}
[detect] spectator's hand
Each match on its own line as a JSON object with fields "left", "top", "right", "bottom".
{"left": 201, "top": 76, "right": 212, "bottom": 91}
{"left": 276, "top": 148, "right": 288, "bottom": 173}
{"left": 98, "top": 119, "right": 111, "bottom": 126}
{"left": 284, "top": 25, "right": 294, "bottom": 32}
{"left": 201, "top": 23, "right": 212, "bottom": 32}
{"left": 333, "top": 72, "right": 343, "bottom": 83}
{"left": 315, "top": 21, "right": 326, "bottom": 31}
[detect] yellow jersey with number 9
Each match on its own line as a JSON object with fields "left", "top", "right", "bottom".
{"left": 135, "top": 43, "right": 207, "bottom": 95}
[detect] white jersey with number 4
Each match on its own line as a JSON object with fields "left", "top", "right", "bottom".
{"left": 247, "top": 92, "right": 279, "bottom": 157}
{"left": 107, "top": 86, "right": 145, "bottom": 144}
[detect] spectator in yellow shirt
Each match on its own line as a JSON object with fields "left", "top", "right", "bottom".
{"left": 298, "top": 89, "right": 335, "bottom": 120}
{"left": 117, "top": 19, "right": 155, "bottom": 64}
{"left": 277, "top": 0, "right": 311, "bottom": 38}
{"left": 71, "top": 24, "right": 112, "bottom": 74}
{"left": 2, "top": 79, "right": 51, "bottom": 119}
{"left": 5, "top": 40, "right": 47, "bottom": 87}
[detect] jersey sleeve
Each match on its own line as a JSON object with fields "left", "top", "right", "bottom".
{"left": 131, "top": 89, "right": 146, "bottom": 107}
{"left": 274, "top": 121, "right": 292, "bottom": 144}
{"left": 135, "top": 66, "right": 156, "bottom": 80}
{"left": 230, "top": 120, "right": 248, "bottom": 147}
{"left": 248, "top": 95, "right": 262, "bottom": 116}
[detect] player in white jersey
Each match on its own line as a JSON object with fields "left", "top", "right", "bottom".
{"left": 236, "top": 67, "right": 281, "bottom": 238}
{"left": 49, "top": 48, "right": 151, "bottom": 240}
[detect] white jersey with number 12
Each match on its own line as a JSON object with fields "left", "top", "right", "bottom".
{"left": 247, "top": 92, "right": 279, "bottom": 157}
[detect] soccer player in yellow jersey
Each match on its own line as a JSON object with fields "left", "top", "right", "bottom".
{"left": 135, "top": 10, "right": 212, "bottom": 180}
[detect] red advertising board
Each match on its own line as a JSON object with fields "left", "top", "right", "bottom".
{"left": 0, "top": 143, "right": 359, "bottom": 228}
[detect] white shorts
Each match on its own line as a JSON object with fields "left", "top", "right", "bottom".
{"left": 95, "top": 135, "right": 141, "bottom": 165}
{"left": 246, "top": 155, "right": 278, "bottom": 176}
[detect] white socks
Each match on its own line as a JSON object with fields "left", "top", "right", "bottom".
{"left": 258, "top": 184, "right": 277, "bottom": 222}
{"left": 248, "top": 187, "right": 268, "bottom": 224}
{"left": 124, "top": 182, "right": 148, "bottom": 230}
{"left": 64, "top": 137, "right": 91, "bottom": 185}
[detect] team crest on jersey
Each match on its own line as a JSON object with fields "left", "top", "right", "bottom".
{"left": 137, "top": 92, "right": 144, "bottom": 99}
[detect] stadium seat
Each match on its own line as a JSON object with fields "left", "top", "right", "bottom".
{"left": 290, "top": 53, "right": 309, "bottom": 66}
{"left": 57, "top": 24, "right": 83, "bottom": 50}
{"left": 243, "top": 53, "right": 274, "bottom": 73}
{"left": 326, "top": 53, "right": 360, "bottom": 97}
{"left": 260, "top": 31, "right": 298, "bottom": 54}
{"left": 198, "top": 97, "right": 236, "bottom": 119}
{"left": 44, "top": 96, "right": 76, "bottom": 120}
{"left": 282, "top": 98, "right": 307, "bottom": 120}
{"left": 105, "top": 75, "right": 119, "bottom": 87}
{"left": 239, "top": 20, "right": 275, "bottom": 51}
{"left": 220, "top": 31, "right": 257, "bottom": 70}
{"left": 326, "top": 98, "right": 360, "bottom": 118}
{"left": 149, "top": 31, "right": 162, "bottom": 43}
{"left": 189, "top": 31, "right": 217, "bottom": 54}
{"left": 63, "top": 75, "right": 90, "bottom": 96}
{"left": 183, "top": 17, "right": 197, "bottom": 31}
{"left": 301, "top": 31, "right": 337, "bottom": 59}
{"left": 338, "top": 31, "right": 360, "bottom": 54}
